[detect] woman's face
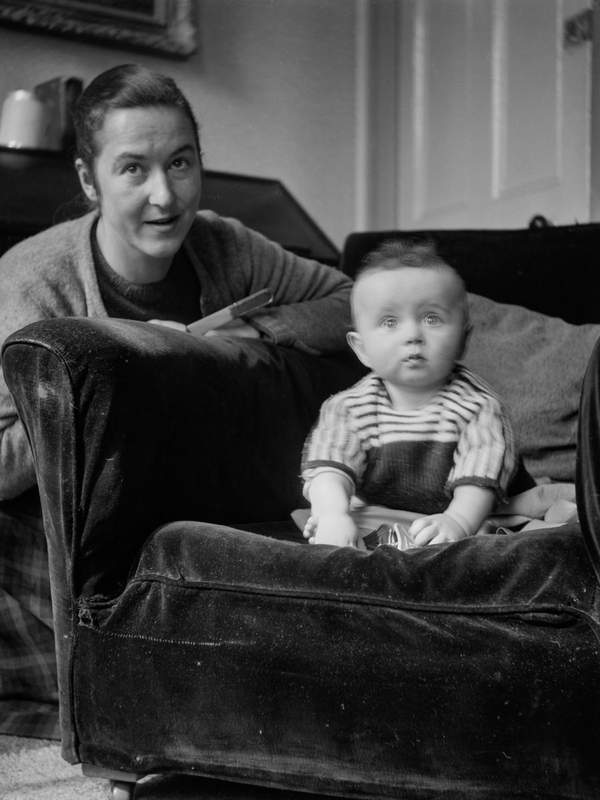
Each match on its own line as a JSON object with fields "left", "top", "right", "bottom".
{"left": 77, "top": 105, "right": 202, "bottom": 282}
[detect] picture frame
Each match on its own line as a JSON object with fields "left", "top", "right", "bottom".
{"left": 0, "top": 0, "right": 197, "bottom": 58}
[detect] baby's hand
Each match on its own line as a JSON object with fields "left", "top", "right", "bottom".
{"left": 409, "top": 513, "right": 469, "bottom": 546}
{"left": 304, "top": 512, "right": 362, "bottom": 548}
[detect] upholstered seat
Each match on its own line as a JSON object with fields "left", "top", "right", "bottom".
{"left": 73, "top": 520, "right": 600, "bottom": 798}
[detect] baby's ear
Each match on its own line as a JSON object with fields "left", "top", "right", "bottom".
{"left": 460, "top": 323, "right": 473, "bottom": 357}
{"left": 346, "top": 330, "right": 370, "bottom": 368}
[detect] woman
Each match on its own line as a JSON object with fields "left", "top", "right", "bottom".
{"left": 1, "top": 63, "right": 352, "bottom": 501}
{"left": 0, "top": 64, "right": 353, "bottom": 738}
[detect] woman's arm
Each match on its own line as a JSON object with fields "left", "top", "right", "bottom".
{"left": 0, "top": 260, "right": 43, "bottom": 499}
{"left": 0, "top": 290, "right": 43, "bottom": 499}
{"left": 224, "top": 217, "right": 353, "bottom": 355}
{"left": 0, "top": 387, "right": 37, "bottom": 500}
{"left": 0, "top": 221, "right": 94, "bottom": 500}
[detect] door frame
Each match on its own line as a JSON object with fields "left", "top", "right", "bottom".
{"left": 591, "top": 1, "right": 600, "bottom": 218}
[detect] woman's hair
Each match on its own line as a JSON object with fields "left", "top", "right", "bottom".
{"left": 72, "top": 63, "right": 202, "bottom": 168}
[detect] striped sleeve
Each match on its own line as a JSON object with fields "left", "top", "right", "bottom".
{"left": 301, "top": 392, "right": 366, "bottom": 494}
{"left": 447, "top": 394, "right": 517, "bottom": 502}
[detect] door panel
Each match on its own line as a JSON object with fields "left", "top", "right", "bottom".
{"left": 392, "top": 0, "right": 591, "bottom": 229}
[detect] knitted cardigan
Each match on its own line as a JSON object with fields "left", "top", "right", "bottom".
{"left": 0, "top": 210, "right": 352, "bottom": 499}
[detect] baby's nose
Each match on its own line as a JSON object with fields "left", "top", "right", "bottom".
{"left": 403, "top": 320, "right": 423, "bottom": 343}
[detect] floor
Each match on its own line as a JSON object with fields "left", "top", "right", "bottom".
{"left": 0, "top": 735, "right": 335, "bottom": 800}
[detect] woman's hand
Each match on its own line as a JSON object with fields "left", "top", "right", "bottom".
{"left": 204, "top": 318, "right": 261, "bottom": 339}
{"left": 147, "top": 318, "right": 260, "bottom": 338}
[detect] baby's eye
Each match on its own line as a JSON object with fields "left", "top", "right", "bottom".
{"left": 379, "top": 317, "right": 398, "bottom": 329}
{"left": 423, "top": 312, "right": 442, "bottom": 326}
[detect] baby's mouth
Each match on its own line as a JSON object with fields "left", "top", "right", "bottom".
{"left": 404, "top": 351, "right": 425, "bottom": 364}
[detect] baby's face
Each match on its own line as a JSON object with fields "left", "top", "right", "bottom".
{"left": 349, "top": 265, "right": 467, "bottom": 402}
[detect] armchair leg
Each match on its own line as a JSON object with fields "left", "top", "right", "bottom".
{"left": 81, "top": 764, "right": 141, "bottom": 799}
{"left": 109, "top": 780, "right": 135, "bottom": 800}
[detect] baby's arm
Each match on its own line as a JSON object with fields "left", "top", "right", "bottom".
{"left": 410, "top": 484, "right": 496, "bottom": 546}
{"left": 305, "top": 471, "right": 361, "bottom": 548}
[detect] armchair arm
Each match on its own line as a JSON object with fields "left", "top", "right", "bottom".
{"left": 2, "top": 317, "right": 361, "bottom": 601}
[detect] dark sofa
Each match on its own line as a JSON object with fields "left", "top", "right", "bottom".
{"left": 3, "top": 221, "right": 600, "bottom": 799}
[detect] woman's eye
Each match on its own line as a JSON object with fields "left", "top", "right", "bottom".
{"left": 171, "top": 157, "right": 190, "bottom": 170}
{"left": 122, "top": 163, "right": 141, "bottom": 176}
{"left": 423, "top": 313, "right": 442, "bottom": 326}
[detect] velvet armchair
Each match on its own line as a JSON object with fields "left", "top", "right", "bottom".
{"left": 4, "top": 221, "right": 600, "bottom": 799}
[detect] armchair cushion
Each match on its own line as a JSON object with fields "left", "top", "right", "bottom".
{"left": 463, "top": 294, "right": 600, "bottom": 481}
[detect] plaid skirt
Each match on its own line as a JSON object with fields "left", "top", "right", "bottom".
{"left": 0, "top": 495, "right": 59, "bottom": 740}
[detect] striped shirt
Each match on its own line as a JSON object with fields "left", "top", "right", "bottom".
{"left": 301, "top": 365, "right": 518, "bottom": 514}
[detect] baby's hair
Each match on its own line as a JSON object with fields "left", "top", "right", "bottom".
{"left": 357, "top": 236, "right": 455, "bottom": 278}
{"left": 353, "top": 236, "right": 470, "bottom": 328}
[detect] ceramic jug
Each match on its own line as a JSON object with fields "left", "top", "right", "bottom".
{"left": 0, "top": 89, "right": 54, "bottom": 149}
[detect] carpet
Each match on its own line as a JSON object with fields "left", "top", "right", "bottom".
{"left": 0, "top": 735, "right": 106, "bottom": 800}
{"left": 0, "top": 735, "right": 335, "bottom": 799}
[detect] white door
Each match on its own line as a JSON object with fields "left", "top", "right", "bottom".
{"left": 361, "top": 0, "right": 592, "bottom": 231}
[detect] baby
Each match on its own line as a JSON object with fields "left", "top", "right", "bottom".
{"left": 300, "top": 238, "right": 534, "bottom": 549}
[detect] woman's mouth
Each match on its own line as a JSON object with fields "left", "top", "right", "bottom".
{"left": 146, "top": 215, "right": 179, "bottom": 229}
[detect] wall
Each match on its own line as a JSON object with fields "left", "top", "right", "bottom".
{"left": 0, "top": 0, "right": 361, "bottom": 249}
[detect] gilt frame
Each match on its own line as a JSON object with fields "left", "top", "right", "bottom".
{"left": 0, "top": 0, "right": 197, "bottom": 58}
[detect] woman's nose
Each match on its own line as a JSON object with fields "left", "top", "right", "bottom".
{"left": 148, "top": 170, "right": 175, "bottom": 207}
